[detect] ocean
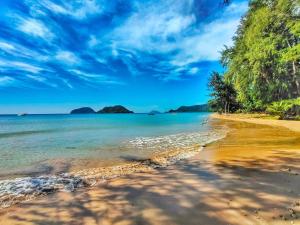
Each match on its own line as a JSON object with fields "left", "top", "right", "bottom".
{"left": 0, "top": 112, "right": 226, "bottom": 207}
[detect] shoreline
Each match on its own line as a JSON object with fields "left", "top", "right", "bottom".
{"left": 0, "top": 128, "right": 227, "bottom": 209}
{"left": 211, "top": 113, "right": 300, "bottom": 133}
{"left": 0, "top": 148, "right": 203, "bottom": 209}
{"left": 1, "top": 118, "right": 300, "bottom": 224}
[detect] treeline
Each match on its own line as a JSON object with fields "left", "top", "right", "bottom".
{"left": 208, "top": 0, "right": 300, "bottom": 118}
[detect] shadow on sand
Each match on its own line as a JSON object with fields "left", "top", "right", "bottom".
{"left": 2, "top": 120, "right": 300, "bottom": 225}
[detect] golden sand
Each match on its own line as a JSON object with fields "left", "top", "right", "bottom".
{"left": 212, "top": 113, "right": 300, "bottom": 132}
{"left": 1, "top": 117, "right": 300, "bottom": 225}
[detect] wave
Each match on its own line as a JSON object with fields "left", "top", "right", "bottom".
{"left": 124, "top": 130, "right": 225, "bottom": 151}
{"left": 0, "top": 128, "right": 227, "bottom": 208}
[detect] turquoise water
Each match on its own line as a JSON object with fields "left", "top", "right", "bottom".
{"left": 0, "top": 112, "right": 230, "bottom": 207}
{"left": 0, "top": 113, "right": 213, "bottom": 177}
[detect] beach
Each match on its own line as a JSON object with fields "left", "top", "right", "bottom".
{"left": 212, "top": 113, "right": 300, "bottom": 132}
{"left": 1, "top": 0, "right": 299, "bottom": 224}
{"left": 0, "top": 115, "right": 300, "bottom": 225}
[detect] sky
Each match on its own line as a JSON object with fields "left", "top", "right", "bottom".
{"left": 0, "top": 0, "right": 248, "bottom": 114}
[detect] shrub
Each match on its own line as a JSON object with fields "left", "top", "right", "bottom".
{"left": 266, "top": 98, "right": 300, "bottom": 120}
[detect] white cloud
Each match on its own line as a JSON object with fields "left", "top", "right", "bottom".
{"left": 88, "top": 35, "right": 99, "bottom": 47}
{"left": 25, "top": 74, "right": 59, "bottom": 88}
{"left": 224, "top": 2, "right": 249, "bottom": 15}
{"left": 69, "top": 69, "right": 124, "bottom": 85}
{"left": 171, "top": 18, "right": 241, "bottom": 66}
{"left": 40, "top": 1, "right": 67, "bottom": 14}
{"left": 103, "top": 0, "right": 248, "bottom": 73}
{"left": 0, "top": 0, "right": 249, "bottom": 87}
{"left": 55, "top": 51, "right": 80, "bottom": 65}
{"left": 0, "top": 39, "right": 50, "bottom": 61}
{"left": 35, "top": 0, "right": 103, "bottom": 20}
{"left": 18, "top": 18, "right": 54, "bottom": 40}
{"left": 68, "top": 0, "right": 102, "bottom": 19}
{"left": 189, "top": 67, "right": 199, "bottom": 75}
{"left": 0, "top": 76, "right": 15, "bottom": 87}
{"left": 61, "top": 78, "right": 73, "bottom": 89}
{"left": 26, "top": 74, "right": 47, "bottom": 82}
{"left": 109, "top": 0, "right": 195, "bottom": 53}
{"left": 0, "top": 59, "right": 45, "bottom": 74}
{"left": 12, "top": 62, "right": 43, "bottom": 74}
{"left": 171, "top": 1, "right": 248, "bottom": 66}
{"left": 70, "top": 69, "right": 100, "bottom": 78}
{"left": 0, "top": 41, "right": 15, "bottom": 51}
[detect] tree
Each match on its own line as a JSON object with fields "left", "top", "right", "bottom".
{"left": 221, "top": 0, "right": 300, "bottom": 112}
{"left": 208, "top": 72, "right": 239, "bottom": 113}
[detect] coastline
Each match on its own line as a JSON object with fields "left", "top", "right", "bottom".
{"left": 211, "top": 113, "right": 300, "bottom": 132}
{"left": 1, "top": 117, "right": 300, "bottom": 224}
{"left": 0, "top": 127, "right": 227, "bottom": 209}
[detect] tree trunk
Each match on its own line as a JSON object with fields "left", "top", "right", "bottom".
{"left": 292, "top": 61, "right": 300, "bottom": 96}
{"left": 287, "top": 39, "right": 300, "bottom": 96}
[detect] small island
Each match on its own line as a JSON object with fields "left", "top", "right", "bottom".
{"left": 70, "top": 107, "right": 96, "bottom": 114}
{"left": 168, "top": 104, "right": 209, "bottom": 113}
{"left": 70, "top": 105, "right": 134, "bottom": 114}
{"left": 148, "top": 110, "right": 161, "bottom": 115}
{"left": 98, "top": 105, "right": 134, "bottom": 114}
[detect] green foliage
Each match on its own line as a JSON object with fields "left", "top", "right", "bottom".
{"left": 220, "top": 0, "right": 300, "bottom": 112}
{"left": 266, "top": 97, "right": 300, "bottom": 116}
{"left": 281, "top": 44, "right": 300, "bottom": 62}
{"left": 208, "top": 72, "right": 239, "bottom": 113}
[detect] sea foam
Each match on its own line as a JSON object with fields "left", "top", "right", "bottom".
{"left": 0, "top": 128, "right": 227, "bottom": 208}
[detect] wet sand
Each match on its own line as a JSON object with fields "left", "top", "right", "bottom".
{"left": 1, "top": 118, "right": 300, "bottom": 225}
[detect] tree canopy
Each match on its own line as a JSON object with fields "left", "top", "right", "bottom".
{"left": 209, "top": 0, "right": 300, "bottom": 113}
{"left": 208, "top": 72, "right": 239, "bottom": 113}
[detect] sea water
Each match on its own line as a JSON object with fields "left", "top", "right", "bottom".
{"left": 0, "top": 113, "right": 226, "bottom": 207}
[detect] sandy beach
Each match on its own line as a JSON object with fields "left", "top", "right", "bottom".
{"left": 212, "top": 113, "right": 300, "bottom": 132}
{"left": 1, "top": 115, "right": 300, "bottom": 225}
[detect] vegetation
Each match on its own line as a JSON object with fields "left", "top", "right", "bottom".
{"left": 266, "top": 98, "right": 300, "bottom": 119}
{"left": 208, "top": 72, "right": 239, "bottom": 113}
{"left": 168, "top": 104, "right": 209, "bottom": 113}
{"left": 208, "top": 0, "right": 300, "bottom": 118}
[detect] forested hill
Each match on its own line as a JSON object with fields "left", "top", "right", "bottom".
{"left": 168, "top": 104, "right": 209, "bottom": 113}
{"left": 209, "top": 0, "right": 300, "bottom": 119}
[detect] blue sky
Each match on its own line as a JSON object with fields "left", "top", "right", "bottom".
{"left": 0, "top": 0, "right": 248, "bottom": 114}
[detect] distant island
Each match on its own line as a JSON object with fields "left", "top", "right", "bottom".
{"left": 70, "top": 104, "right": 210, "bottom": 114}
{"left": 71, "top": 105, "right": 134, "bottom": 114}
{"left": 98, "top": 105, "right": 134, "bottom": 114}
{"left": 70, "top": 107, "right": 96, "bottom": 114}
{"left": 168, "top": 104, "right": 209, "bottom": 113}
{"left": 148, "top": 110, "right": 161, "bottom": 115}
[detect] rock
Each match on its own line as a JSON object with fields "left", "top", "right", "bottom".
{"left": 98, "top": 105, "right": 134, "bottom": 114}
{"left": 70, "top": 107, "right": 95, "bottom": 114}
{"left": 168, "top": 104, "right": 209, "bottom": 113}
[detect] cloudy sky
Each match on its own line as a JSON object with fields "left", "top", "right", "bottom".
{"left": 0, "top": 0, "right": 248, "bottom": 114}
